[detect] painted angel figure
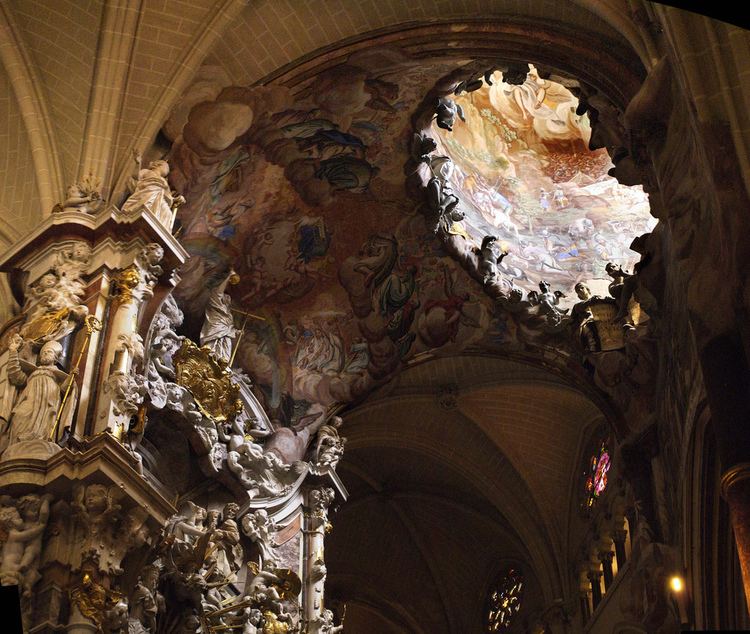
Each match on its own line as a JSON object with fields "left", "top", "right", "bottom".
{"left": 4, "top": 335, "right": 76, "bottom": 451}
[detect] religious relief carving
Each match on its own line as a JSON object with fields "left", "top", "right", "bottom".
{"left": 128, "top": 564, "right": 164, "bottom": 634}
{"left": 605, "top": 262, "right": 642, "bottom": 331}
{"left": 245, "top": 563, "right": 301, "bottom": 633}
{"left": 20, "top": 241, "right": 92, "bottom": 346}
{"left": 426, "top": 156, "right": 466, "bottom": 238}
{"left": 434, "top": 96, "right": 465, "bottom": 131}
{"left": 223, "top": 415, "right": 306, "bottom": 498}
{"left": 122, "top": 151, "right": 185, "bottom": 232}
{"left": 113, "top": 244, "right": 164, "bottom": 307}
{"left": 308, "top": 609, "right": 344, "bottom": 634}
{"left": 159, "top": 501, "right": 302, "bottom": 634}
{"left": 242, "top": 509, "right": 279, "bottom": 566}
{"left": 571, "top": 283, "right": 624, "bottom": 353}
{"left": 70, "top": 483, "right": 150, "bottom": 577}
{"left": 312, "top": 416, "right": 345, "bottom": 470}
{"left": 0, "top": 493, "right": 52, "bottom": 602}
{"left": 526, "top": 281, "right": 568, "bottom": 326}
{"left": 69, "top": 573, "right": 126, "bottom": 634}
{"left": 479, "top": 235, "right": 508, "bottom": 286}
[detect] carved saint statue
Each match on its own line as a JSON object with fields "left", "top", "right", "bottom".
{"left": 4, "top": 335, "right": 76, "bottom": 453}
{"left": 122, "top": 151, "right": 185, "bottom": 231}
{"left": 200, "top": 270, "right": 239, "bottom": 364}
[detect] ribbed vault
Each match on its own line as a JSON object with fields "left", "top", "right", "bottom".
{"left": 328, "top": 354, "right": 611, "bottom": 633}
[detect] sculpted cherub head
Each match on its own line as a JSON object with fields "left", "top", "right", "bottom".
{"left": 0, "top": 505, "right": 23, "bottom": 531}
{"left": 84, "top": 484, "right": 109, "bottom": 514}
{"left": 17, "top": 495, "right": 42, "bottom": 522}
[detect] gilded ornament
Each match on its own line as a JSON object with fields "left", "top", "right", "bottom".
{"left": 173, "top": 338, "right": 243, "bottom": 423}
{"left": 69, "top": 573, "right": 123, "bottom": 633}
{"left": 20, "top": 307, "right": 71, "bottom": 344}
{"left": 273, "top": 568, "right": 302, "bottom": 600}
{"left": 114, "top": 267, "right": 141, "bottom": 305}
{"left": 262, "top": 610, "right": 290, "bottom": 634}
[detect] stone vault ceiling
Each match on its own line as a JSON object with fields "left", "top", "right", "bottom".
{"left": 330, "top": 355, "right": 605, "bottom": 632}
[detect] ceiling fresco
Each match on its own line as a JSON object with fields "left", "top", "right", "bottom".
{"left": 164, "top": 51, "right": 653, "bottom": 423}
{"left": 432, "top": 67, "right": 655, "bottom": 301}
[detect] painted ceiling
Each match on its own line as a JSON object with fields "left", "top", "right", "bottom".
{"left": 164, "top": 51, "right": 653, "bottom": 423}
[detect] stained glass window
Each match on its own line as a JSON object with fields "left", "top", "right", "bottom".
{"left": 585, "top": 442, "right": 610, "bottom": 507}
{"left": 486, "top": 567, "right": 524, "bottom": 632}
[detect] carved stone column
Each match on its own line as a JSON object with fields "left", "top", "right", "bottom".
{"left": 613, "top": 528, "right": 628, "bottom": 568}
{"left": 301, "top": 486, "right": 335, "bottom": 624}
{"left": 588, "top": 569, "right": 603, "bottom": 610}
{"left": 599, "top": 551, "right": 615, "bottom": 590}
{"left": 579, "top": 590, "right": 591, "bottom": 624}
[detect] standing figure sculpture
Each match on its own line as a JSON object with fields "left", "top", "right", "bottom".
{"left": 122, "top": 151, "right": 185, "bottom": 231}
{"left": 200, "top": 270, "right": 240, "bottom": 364}
{"left": 4, "top": 335, "right": 76, "bottom": 456}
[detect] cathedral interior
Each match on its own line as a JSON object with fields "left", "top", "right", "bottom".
{"left": 0, "top": 1, "right": 749, "bottom": 633}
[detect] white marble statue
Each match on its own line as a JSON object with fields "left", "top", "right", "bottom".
{"left": 314, "top": 416, "right": 346, "bottom": 470}
{"left": 171, "top": 501, "right": 208, "bottom": 544}
{"left": 4, "top": 335, "right": 76, "bottom": 453}
{"left": 57, "top": 181, "right": 103, "bottom": 215}
{"left": 129, "top": 564, "right": 163, "bottom": 633}
{"left": 241, "top": 510, "right": 278, "bottom": 566}
{"left": 123, "top": 151, "right": 185, "bottom": 231}
{"left": 309, "top": 609, "right": 344, "bottom": 634}
{"left": 200, "top": 270, "right": 238, "bottom": 363}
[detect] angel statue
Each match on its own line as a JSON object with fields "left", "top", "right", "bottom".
{"left": 200, "top": 269, "right": 240, "bottom": 364}
{"left": 122, "top": 150, "right": 185, "bottom": 231}
{"left": 2, "top": 334, "right": 76, "bottom": 455}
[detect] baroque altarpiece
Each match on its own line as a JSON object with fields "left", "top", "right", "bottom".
{"left": 0, "top": 172, "right": 346, "bottom": 634}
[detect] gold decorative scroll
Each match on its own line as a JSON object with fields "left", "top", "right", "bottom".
{"left": 173, "top": 338, "right": 242, "bottom": 423}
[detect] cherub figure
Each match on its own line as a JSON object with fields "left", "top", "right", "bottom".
{"left": 0, "top": 494, "right": 52, "bottom": 598}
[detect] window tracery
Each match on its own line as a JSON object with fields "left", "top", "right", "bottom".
{"left": 486, "top": 567, "right": 524, "bottom": 632}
